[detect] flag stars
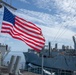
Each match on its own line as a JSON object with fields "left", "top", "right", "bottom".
{"left": 3, "top": 7, "right": 15, "bottom": 26}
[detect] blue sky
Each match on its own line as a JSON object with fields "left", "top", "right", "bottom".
{"left": 0, "top": 0, "right": 76, "bottom": 51}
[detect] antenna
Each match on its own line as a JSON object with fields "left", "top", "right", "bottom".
{"left": 0, "top": 0, "right": 17, "bottom": 10}
{"left": 72, "top": 36, "right": 76, "bottom": 50}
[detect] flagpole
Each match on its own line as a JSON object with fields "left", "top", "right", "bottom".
{"left": 41, "top": 47, "right": 44, "bottom": 75}
{"left": 41, "top": 53, "right": 43, "bottom": 75}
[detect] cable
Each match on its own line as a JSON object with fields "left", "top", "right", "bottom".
{"left": 55, "top": 25, "right": 73, "bottom": 48}
{"left": 52, "top": 23, "right": 73, "bottom": 49}
{"left": 52, "top": 24, "right": 63, "bottom": 43}
{"left": 55, "top": 24, "right": 69, "bottom": 42}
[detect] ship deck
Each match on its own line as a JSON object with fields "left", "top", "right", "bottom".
{"left": 1, "top": 71, "right": 41, "bottom": 75}
{"left": 22, "top": 71, "right": 40, "bottom": 75}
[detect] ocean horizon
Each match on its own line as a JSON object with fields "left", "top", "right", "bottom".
{"left": 4, "top": 51, "right": 26, "bottom": 69}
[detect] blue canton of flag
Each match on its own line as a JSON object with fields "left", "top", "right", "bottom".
{"left": 3, "top": 7, "right": 15, "bottom": 25}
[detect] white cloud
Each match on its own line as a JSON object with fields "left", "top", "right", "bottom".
{"left": 16, "top": 8, "right": 76, "bottom": 31}
{"left": 17, "top": 9, "right": 56, "bottom": 26}
{"left": 33, "top": 0, "right": 76, "bottom": 15}
{"left": 0, "top": 3, "right": 76, "bottom": 50}
{"left": 41, "top": 25, "right": 74, "bottom": 40}
{"left": 11, "top": 8, "right": 76, "bottom": 45}
{"left": 0, "top": 35, "right": 10, "bottom": 43}
{"left": 39, "top": 25, "right": 74, "bottom": 48}
{"left": 0, "top": 7, "right": 3, "bottom": 12}
{"left": 55, "top": 0, "right": 76, "bottom": 14}
{"left": 19, "top": 0, "right": 30, "bottom": 4}
{"left": 0, "top": 33, "right": 29, "bottom": 51}
{"left": 33, "top": 0, "right": 54, "bottom": 11}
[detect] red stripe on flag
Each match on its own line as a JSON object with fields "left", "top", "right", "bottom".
{"left": 1, "top": 21, "right": 45, "bottom": 52}
{"left": 1, "top": 8, "right": 45, "bottom": 52}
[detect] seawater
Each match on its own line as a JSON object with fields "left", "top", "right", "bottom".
{"left": 3, "top": 51, "right": 26, "bottom": 69}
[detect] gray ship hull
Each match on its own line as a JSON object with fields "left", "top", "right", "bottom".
{"left": 23, "top": 52, "right": 76, "bottom": 71}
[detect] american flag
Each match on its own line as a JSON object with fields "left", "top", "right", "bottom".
{"left": 1, "top": 7, "right": 45, "bottom": 52}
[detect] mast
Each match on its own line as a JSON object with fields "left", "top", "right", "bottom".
{"left": 72, "top": 36, "right": 76, "bottom": 50}
{"left": 0, "top": 0, "right": 17, "bottom": 10}
{"left": 55, "top": 43, "right": 57, "bottom": 49}
{"left": 48, "top": 42, "right": 51, "bottom": 57}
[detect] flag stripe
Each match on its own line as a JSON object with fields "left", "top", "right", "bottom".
{"left": 1, "top": 28, "right": 43, "bottom": 50}
{"left": 13, "top": 27, "right": 45, "bottom": 44}
{"left": 1, "top": 30, "right": 43, "bottom": 51}
{"left": 15, "top": 24, "right": 45, "bottom": 41}
{"left": 2, "top": 23, "right": 45, "bottom": 45}
{"left": 2, "top": 21, "right": 45, "bottom": 41}
{"left": 1, "top": 27, "right": 44, "bottom": 48}
{"left": 16, "top": 16, "right": 41, "bottom": 31}
{"left": 1, "top": 22, "right": 45, "bottom": 48}
{"left": 15, "top": 24, "right": 42, "bottom": 39}
{"left": 1, "top": 7, "right": 45, "bottom": 52}
{"left": 15, "top": 17, "right": 40, "bottom": 34}
{"left": 15, "top": 20, "right": 40, "bottom": 34}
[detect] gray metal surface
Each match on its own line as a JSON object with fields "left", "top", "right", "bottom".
{"left": 24, "top": 52, "right": 76, "bottom": 71}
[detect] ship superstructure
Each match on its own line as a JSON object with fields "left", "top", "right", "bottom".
{"left": 0, "top": 43, "right": 10, "bottom": 65}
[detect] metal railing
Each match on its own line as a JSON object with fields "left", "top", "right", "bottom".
{"left": 26, "top": 66, "right": 74, "bottom": 75}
